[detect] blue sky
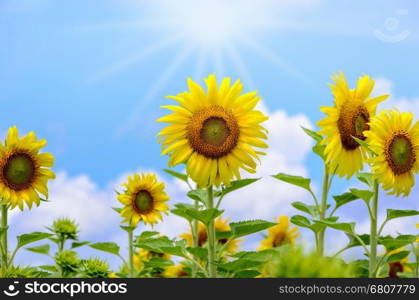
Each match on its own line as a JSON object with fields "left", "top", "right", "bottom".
{"left": 1, "top": 0, "right": 419, "bottom": 269}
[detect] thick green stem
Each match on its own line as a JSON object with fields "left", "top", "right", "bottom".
{"left": 369, "top": 180, "right": 379, "bottom": 278}
{"left": 1, "top": 204, "right": 8, "bottom": 271}
{"left": 206, "top": 186, "right": 217, "bottom": 278}
{"left": 317, "top": 165, "right": 329, "bottom": 256}
{"left": 128, "top": 229, "right": 134, "bottom": 278}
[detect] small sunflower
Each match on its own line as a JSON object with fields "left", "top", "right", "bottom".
{"left": 133, "top": 249, "right": 171, "bottom": 271}
{"left": 180, "top": 217, "right": 241, "bottom": 254}
{"left": 0, "top": 126, "right": 55, "bottom": 210}
{"left": 158, "top": 74, "right": 268, "bottom": 187}
{"left": 162, "top": 264, "right": 189, "bottom": 278}
{"left": 318, "top": 73, "right": 388, "bottom": 178}
{"left": 365, "top": 110, "right": 419, "bottom": 196}
{"left": 382, "top": 248, "right": 412, "bottom": 278}
{"left": 117, "top": 173, "right": 169, "bottom": 226}
{"left": 258, "top": 216, "right": 299, "bottom": 250}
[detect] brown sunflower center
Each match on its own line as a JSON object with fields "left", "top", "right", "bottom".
{"left": 273, "top": 232, "right": 286, "bottom": 247}
{"left": 2, "top": 152, "right": 35, "bottom": 190}
{"left": 187, "top": 106, "right": 239, "bottom": 158}
{"left": 198, "top": 230, "right": 208, "bottom": 247}
{"left": 388, "top": 261, "right": 404, "bottom": 278}
{"left": 385, "top": 133, "right": 415, "bottom": 175}
{"left": 337, "top": 104, "right": 370, "bottom": 150}
{"left": 134, "top": 190, "right": 154, "bottom": 213}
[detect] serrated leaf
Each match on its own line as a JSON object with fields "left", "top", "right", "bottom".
{"left": 144, "top": 257, "right": 174, "bottom": 268}
{"left": 349, "top": 188, "right": 373, "bottom": 203}
{"left": 316, "top": 220, "right": 355, "bottom": 233}
{"left": 379, "top": 235, "right": 417, "bottom": 252}
{"left": 17, "top": 232, "right": 54, "bottom": 249}
{"left": 187, "top": 189, "right": 207, "bottom": 204}
{"left": 386, "top": 209, "right": 419, "bottom": 221}
{"left": 386, "top": 250, "right": 410, "bottom": 263}
{"left": 292, "top": 201, "right": 318, "bottom": 217}
{"left": 185, "top": 208, "right": 224, "bottom": 225}
{"left": 219, "top": 178, "right": 260, "bottom": 196}
{"left": 291, "top": 215, "right": 323, "bottom": 233}
{"left": 230, "top": 220, "right": 277, "bottom": 238}
{"left": 89, "top": 242, "right": 120, "bottom": 256}
{"left": 301, "top": 126, "right": 322, "bottom": 142}
{"left": 333, "top": 192, "right": 359, "bottom": 209}
{"left": 163, "top": 169, "right": 188, "bottom": 183}
{"left": 272, "top": 173, "right": 311, "bottom": 191}
{"left": 71, "top": 241, "right": 90, "bottom": 249}
{"left": 26, "top": 244, "right": 50, "bottom": 255}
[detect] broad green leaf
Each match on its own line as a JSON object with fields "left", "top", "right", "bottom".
{"left": 39, "top": 265, "right": 58, "bottom": 272}
{"left": 272, "top": 173, "right": 311, "bottom": 191}
{"left": 386, "top": 209, "right": 419, "bottom": 221}
{"left": 352, "top": 136, "right": 376, "bottom": 155}
{"left": 89, "top": 242, "right": 120, "bottom": 256}
{"left": 349, "top": 188, "right": 373, "bottom": 203}
{"left": 187, "top": 247, "right": 208, "bottom": 260}
{"left": 144, "top": 257, "right": 174, "bottom": 268}
{"left": 112, "top": 207, "right": 122, "bottom": 213}
{"left": 17, "top": 232, "right": 54, "bottom": 249}
{"left": 137, "top": 231, "right": 160, "bottom": 241}
{"left": 71, "top": 241, "right": 90, "bottom": 249}
{"left": 120, "top": 225, "right": 136, "bottom": 233}
{"left": 219, "top": 249, "right": 277, "bottom": 271}
{"left": 333, "top": 192, "right": 359, "bottom": 209}
{"left": 291, "top": 215, "right": 323, "bottom": 233}
{"left": 185, "top": 208, "right": 224, "bottom": 225}
{"left": 230, "top": 220, "right": 277, "bottom": 238}
{"left": 216, "top": 230, "right": 233, "bottom": 241}
{"left": 345, "top": 234, "right": 370, "bottom": 249}
{"left": 386, "top": 250, "right": 410, "bottom": 263}
{"left": 379, "top": 235, "right": 417, "bottom": 252}
{"left": 26, "top": 244, "right": 50, "bottom": 255}
{"left": 218, "top": 178, "right": 260, "bottom": 196}
{"left": 312, "top": 143, "right": 326, "bottom": 160}
{"left": 171, "top": 203, "right": 195, "bottom": 222}
{"left": 187, "top": 189, "right": 207, "bottom": 204}
{"left": 301, "top": 126, "right": 322, "bottom": 142}
{"left": 163, "top": 169, "right": 188, "bottom": 183}
{"left": 316, "top": 220, "right": 355, "bottom": 234}
{"left": 292, "top": 201, "right": 318, "bottom": 217}
{"left": 356, "top": 172, "right": 374, "bottom": 188}
{"left": 234, "top": 270, "right": 261, "bottom": 278}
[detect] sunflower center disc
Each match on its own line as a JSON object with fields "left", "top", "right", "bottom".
{"left": 337, "top": 105, "right": 370, "bottom": 150}
{"left": 201, "top": 117, "right": 230, "bottom": 146}
{"left": 387, "top": 134, "right": 415, "bottom": 174}
{"left": 134, "top": 190, "right": 153, "bottom": 213}
{"left": 273, "top": 232, "right": 286, "bottom": 247}
{"left": 3, "top": 153, "right": 35, "bottom": 190}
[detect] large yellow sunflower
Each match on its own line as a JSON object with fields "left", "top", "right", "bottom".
{"left": 318, "top": 73, "right": 388, "bottom": 178}
{"left": 117, "top": 173, "right": 169, "bottom": 226}
{"left": 157, "top": 74, "right": 268, "bottom": 187}
{"left": 180, "top": 217, "right": 241, "bottom": 254}
{"left": 365, "top": 110, "right": 419, "bottom": 196}
{"left": 0, "top": 126, "right": 55, "bottom": 210}
{"left": 258, "top": 216, "right": 299, "bottom": 250}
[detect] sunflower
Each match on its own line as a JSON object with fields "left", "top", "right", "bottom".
{"left": 381, "top": 248, "right": 412, "bottom": 278}
{"left": 162, "top": 263, "right": 189, "bottom": 278}
{"left": 133, "top": 249, "right": 171, "bottom": 271}
{"left": 0, "top": 126, "right": 55, "bottom": 210}
{"left": 180, "top": 217, "right": 241, "bottom": 254}
{"left": 157, "top": 74, "right": 268, "bottom": 187}
{"left": 117, "top": 173, "right": 169, "bottom": 226}
{"left": 318, "top": 73, "right": 388, "bottom": 178}
{"left": 258, "top": 216, "right": 299, "bottom": 250}
{"left": 365, "top": 110, "right": 419, "bottom": 196}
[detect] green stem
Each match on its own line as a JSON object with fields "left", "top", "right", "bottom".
{"left": 128, "top": 228, "right": 134, "bottom": 278}
{"left": 206, "top": 186, "right": 217, "bottom": 278}
{"left": 317, "top": 165, "right": 330, "bottom": 256}
{"left": 191, "top": 199, "right": 199, "bottom": 277}
{"left": 1, "top": 204, "right": 8, "bottom": 271}
{"left": 369, "top": 180, "right": 379, "bottom": 278}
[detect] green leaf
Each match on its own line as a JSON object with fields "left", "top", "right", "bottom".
{"left": 356, "top": 172, "right": 374, "bottom": 188}
{"left": 185, "top": 208, "right": 224, "bottom": 225}
{"left": 219, "top": 249, "right": 277, "bottom": 272}
{"left": 120, "top": 225, "right": 136, "bottom": 233}
{"left": 89, "top": 242, "right": 120, "bottom": 256}
{"left": 230, "top": 220, "right": 277, "bottom": 238}
{"left": 291, "top": 215, "right": 323, "bottom": 233}
{"left": 233, "top": 270, "right": 261, "bottom": 278}
{"left": 312, "top": 143, "right": 326, "bottom": 160}
{"left": 187, "top": 189, "right": 208, "bottom": 204}
{"left": 137, "top": 231, "right": 160, "bottom": 241}
{"left": 171, "top": 203, "right": 195, "bottom": 222}
{"left": 301, "top": 126, "right": 322, "bottom": 142}
{"left": 333, "top": 192, "right": 359, "bottom": 209}
{"left": 39, "top": 265, "right": 58, "bottom": 272}
{"left": 163, "top": 169, "right": 188, "bottom": 183}
{"left": 352, "top": 136, "right": 376, "bottom": 155}
{"left": 349, "top": 188, "right": 373, "bottom": 203}
{"left": 17, "top": 232, "right": 54, "bottom": 249}
{"left": 316, "top": 220, "right": 355, "bottom": 234}
{"left": 386, "top": 209, "right": 419, "bottom": 221}
{"left": 144, "top": 257, "right": 174, "bottom": 268}
{"left": 272, "top": 173, "right": 311, "bottom": 192}
{"left": 379, "top": 235, "right": 417, "bottom": 252}
{"left": 292, "top": 201, "right": 318, "bottom": 217}
{"left": 387, "top": 250, "right": 410, "bottom": 263}
{"left": 345, "top": 234, "right": 370, "bottom": 248}
{"left": 136, "top": 236, "right": 187, "bottom": 258}
{"left": 112, "top": 207, "right": 122, "bottom": 213}
{"left": 71, "top": 241, "right": 90, "bottom": 249}
{"left": 187, "top": 247, "right": 208, "bottom": 260}
{"left": 26, "top": 244, "right": 50, "bottom": 255}
{"left": 219, "top": 178, "right": 260, "bottom": 196}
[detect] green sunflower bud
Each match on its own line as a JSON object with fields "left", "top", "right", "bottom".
{"left": 80, "top": 258, "right": 111, "bottom": 278}
{"left": 49, "top": 217, "right": 79, "bottom": 241}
